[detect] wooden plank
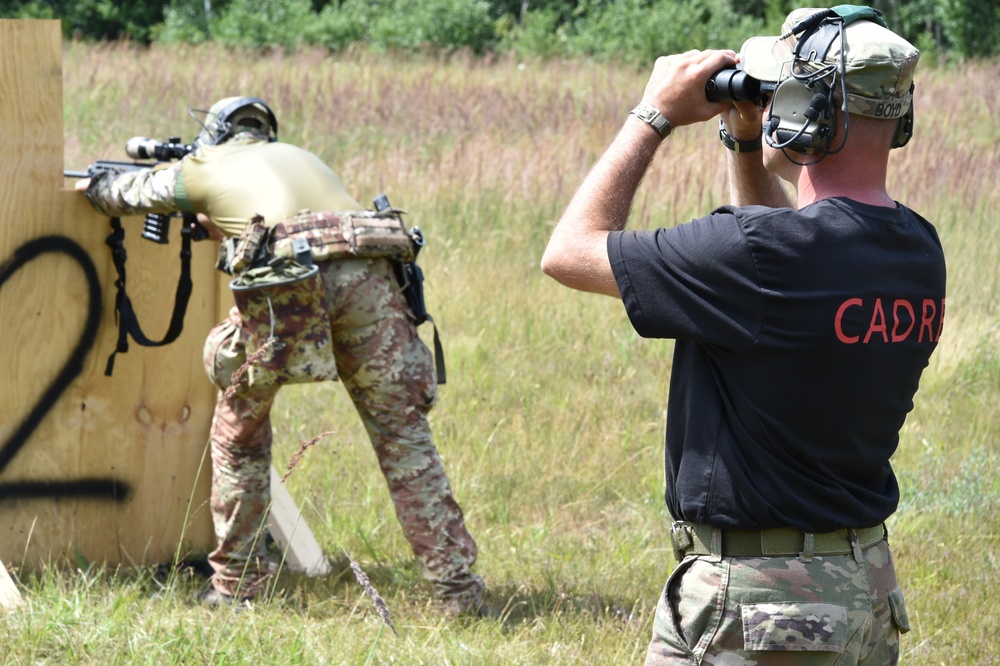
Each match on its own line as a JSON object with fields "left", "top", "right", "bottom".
{"left": 0, "top": 20, "right": 218, "bottom": 569}
{"left": 267, "top": 467, "right": 331, "bottom": 576}
{"left": 0, "top": 558, "right": 22, "bottom": 612}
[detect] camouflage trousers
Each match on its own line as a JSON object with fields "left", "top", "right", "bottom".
{"left": 645, "top": 537, "right": 910, "bottom": 665}
{"left": 203, "top": 256, "right": 483, "bottom": 605}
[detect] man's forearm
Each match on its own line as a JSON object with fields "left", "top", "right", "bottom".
{"left": 542, "top": 49, "right": 737, "bottom": 296}
{"left": 726, "top": 150, "right": 794, "bottom": 208}
{"left": 84, "top": 166, "right": 181, "bottom": 218}
{"left": 541, "top": 117, "right": 662, "bottom": 296}
{"left": 563, "top": 117, "right": 661, "bottom": 232}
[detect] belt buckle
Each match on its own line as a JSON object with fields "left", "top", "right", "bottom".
{"left": 670, "top": 521, "right": 693, "bottom": 562}
{"left": 290, "top": 236, "right": 313, "bottom": 267}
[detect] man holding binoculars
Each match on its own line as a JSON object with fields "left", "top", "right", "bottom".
{"left": 543, "top": 6, "right": 944, "bottom": 664}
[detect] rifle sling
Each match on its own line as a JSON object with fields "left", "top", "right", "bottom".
{"left": 104, "top": 215, "right": 194, "bottom": 376}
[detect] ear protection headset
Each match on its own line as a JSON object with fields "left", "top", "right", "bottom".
{"left": 763, "top": 9, "right": 842, "bottom": 156}
{"left": 212, "top": 96, "right": 279, "bottom": 143}
{"left": 763, "top": 8, "right": 915, "bottom": 159}
{"left": 194, "top": 96, "right": 279, "bottom": 146}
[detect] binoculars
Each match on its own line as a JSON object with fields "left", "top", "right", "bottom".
{"left": 705, "top": 69, "right": 777, "bottom": 105}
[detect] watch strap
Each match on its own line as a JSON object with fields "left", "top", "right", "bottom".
{"left": 719, "top": 122, "right": 762, "bottom": 153}
{"left": 630, "top": 103, "right": 671, "bottom": 139}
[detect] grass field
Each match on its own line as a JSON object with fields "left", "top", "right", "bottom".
{"left": 3, "top": 42, "right": 998, "bottom": 664}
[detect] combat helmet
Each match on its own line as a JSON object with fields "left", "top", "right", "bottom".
{"left": 195, "top": 96, "right": 279, "bottom": 146}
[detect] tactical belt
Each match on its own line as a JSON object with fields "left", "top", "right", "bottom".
{"left": 269, "top": 209, "right": 415, "bottom": 265}
{"left": 670, "top": 521, "right": 887, "bottom": 562}
{"left": 220, "top": 209, "right": 416, "bottom": 275}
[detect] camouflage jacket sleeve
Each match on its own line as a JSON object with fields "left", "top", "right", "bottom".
{"left": 84, "top": 164, "right": 181, "bottom": 218}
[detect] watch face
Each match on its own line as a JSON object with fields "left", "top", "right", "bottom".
{"left": 632, "top": 104, "right": 670, "bottom": 137}
{"left": 632, "top": 104, "right": 670, "bottom": 138}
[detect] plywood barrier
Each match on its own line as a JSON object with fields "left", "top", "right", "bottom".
{"left": 0, "top": 19, "right": 218, "bottom": 569}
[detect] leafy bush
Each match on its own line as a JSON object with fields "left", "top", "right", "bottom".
{"left": 498, "top": 9, "right": 568, "bottom": 60}
{"left": 300, "top": 2, "right": 368, "bottom": 52}
{"left": 8, "top": 0, "right": 993, "bottom": 59}
{"left": 938, "top": 0, "right": 1000, "bottom": 57}
{"left": 365, "top": 0, "right": 498, "bottom": 54}
{"left": 1, "top": 0, "right": 164, "bottom": 42}
{"left": 210, "top": 0, "right": 314, "bottom": 51}
{"left": 564, "top": 0, "right": 764, "bottom": 64}
{"left": 155, "top": 0, "right": 211, "bottom": 45}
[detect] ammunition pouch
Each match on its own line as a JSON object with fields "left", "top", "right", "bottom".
{"left": 230, "top": 216, "right": 272, "bottom": 273}
{"left": 203, "top": 310, "right": 245, "bottom": 391}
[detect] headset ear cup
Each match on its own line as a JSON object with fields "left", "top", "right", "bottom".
{"left": 891, "top": 101, "right": 914, "bottom": 149}
{"left": 765, "top": 78, "right": 835, "bottom": 154}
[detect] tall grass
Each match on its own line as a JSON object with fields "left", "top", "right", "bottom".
{"left": 17, "top": 42, "right": 998, "bottom": 663}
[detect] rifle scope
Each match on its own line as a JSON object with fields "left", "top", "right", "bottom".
{"left": 125, "top": 136, "right": 194, "bottom": 162}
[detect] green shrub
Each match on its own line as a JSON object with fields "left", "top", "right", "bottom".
{"left": 301, "top": 3, "right": 368, "bottom": 52}
{"left": 366, "top": 0, "right": 498, "bottom": 54}
{"left": 1, "top": 0, "right": 164, "bottom": 42}
{"left": 154, "top": 0, "right": 211, "bottom": 45}
{"left": 938, "top": 0, "right": 1000, "bottom": 57}
{"left": 564, "top": 0, "right": 764, "bottom": 64}
{"left": 211, "top": 0, "right": 314, "bottom": 51}
{"left": 498, "top": 9, "right": 568, "bottom": 60}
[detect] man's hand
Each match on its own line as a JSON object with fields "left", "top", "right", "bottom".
{"left": 720, "top": 100, "right": 764, "bottom": 142}
{"left": 74, "top": 178, "right": 91, "bottom": 192}
{"left": 640, "top": 50, "right": 738, "bottom": 129}
{"left": 195, "top": 212, "right": 226, "bottom": 242}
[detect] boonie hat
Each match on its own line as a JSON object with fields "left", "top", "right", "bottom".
{"left": 740, "top": 5, "right": 918, "bottom": 119}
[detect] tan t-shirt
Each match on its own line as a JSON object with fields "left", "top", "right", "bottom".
{"left": 176, "top": 137, "right": 363, "bottom": 237}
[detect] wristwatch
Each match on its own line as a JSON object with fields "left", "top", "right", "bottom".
{"left": 630, "top": 103, "right": 671, "bottom": 139}
{"left": 719, "top": 121, "right": 762, "bottom": 153}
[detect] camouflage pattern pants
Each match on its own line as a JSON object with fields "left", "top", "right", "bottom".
{"left": 203, "top": 256, "right": 483, "bottom": 605}
{"left": 645, "top": 539, "right": 910, "bottom": 665}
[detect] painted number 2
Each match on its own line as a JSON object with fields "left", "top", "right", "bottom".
{"left": 0, "top": 236, "right": 131, "bottom": 502}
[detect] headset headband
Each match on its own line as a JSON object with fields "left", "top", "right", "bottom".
{"left": 211, "top": 97, "right": 278, "bottom": 143}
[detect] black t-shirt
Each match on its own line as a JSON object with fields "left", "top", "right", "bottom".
{"left": 608, "top": 197, "right": 946, "bottom": 532}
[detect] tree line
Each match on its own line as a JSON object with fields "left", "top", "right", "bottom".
{"left": 3, "top": 0, "right": 998, "bottom": 61}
